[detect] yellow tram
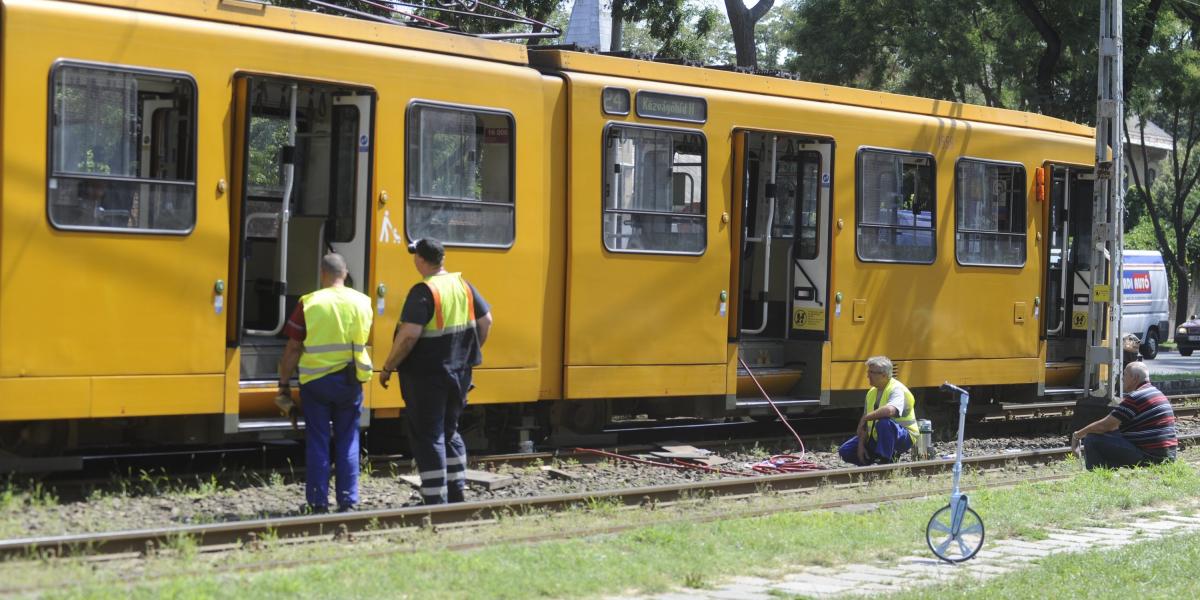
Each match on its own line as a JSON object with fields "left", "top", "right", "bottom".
{"left": 0, "top": 0, "right": 1099, "bottom": 454}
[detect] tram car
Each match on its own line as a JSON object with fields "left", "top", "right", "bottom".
{"left": 0, "top": 0, "right": 1099, "bottom": 455}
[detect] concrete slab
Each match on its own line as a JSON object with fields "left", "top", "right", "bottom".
{"left": 706, "top": 585, "right": 775, "bottom": 600}
{"left": 960, "top": 562, "right": 1012, "bottom": 575}
{"left": 465, "top": 469, "right": 515, "bottom": 490}
{"left": 770, "top": 579, "right": 851, "bottom": 595}
{"left": 838, "top": 564, "right": 902, "bottom": 578}
{"left": 725, "top": 576, "right": 776, "bottom": 587}
{"left": 706, "top": 590, "right": 775, "bottom": 600}
{"left": 1130, "top": 520, "right": 1179, "bottom": 531}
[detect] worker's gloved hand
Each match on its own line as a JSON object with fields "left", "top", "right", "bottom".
{"left": 275, "top": 390, "right": 301, "bottom": 430}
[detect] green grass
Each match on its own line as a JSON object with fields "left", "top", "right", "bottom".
{"left": 887, "top": 530, "right": 1200, "bottom": 599}
{"left": 19, "top": 460, "right": 1200, "bottom": 599}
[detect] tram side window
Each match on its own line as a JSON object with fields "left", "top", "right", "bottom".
{"left": 48, "top": 64, "right": 196, "bottom": 233}
{"left": 857, "top": 149, "right": 935, "bottom": 263}
{"left": 406, "top": 104, "right": 514, "bottom": 247}
{"left": 955, "top": 160, "right": 1026, "bottom": 267}
{"left": 603, "top": 125, "right": 706, "bottom": 254}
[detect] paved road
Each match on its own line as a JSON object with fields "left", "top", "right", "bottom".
{"left": 1148, "top": 349, "right": 1200, "bottom": 375}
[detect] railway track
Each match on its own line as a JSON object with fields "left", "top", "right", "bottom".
{"left": 12, "top": 434, "right": 1198, "bottom": 562}
{"left": 16, "top": 394, "right": 1199, "bottom": 502}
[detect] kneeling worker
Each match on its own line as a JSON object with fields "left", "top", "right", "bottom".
{"left": 839, "top": 356, "right": 919, "bottom": 466}
{"left": 1071, "top": 361, "right": 1177, "bottom": 470}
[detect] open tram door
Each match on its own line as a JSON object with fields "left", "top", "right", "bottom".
{"left": 226, "top": 75, "right": 375, "bottom": 434}
{"left": 732, "top": 131, "right": 833, "bottom": 416}
{"left": 1040, "top": 164, "right": 1094, "bottom": 397}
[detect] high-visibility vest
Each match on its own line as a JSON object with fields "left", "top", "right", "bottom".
{"left": 297, "top": 286, "right": 373, "bottom": 385}
{"left": 420, "top": 272, "right": 476, "bottom": 337}
{"left": 865, "top": 378, "right": 919, "bottom": 442}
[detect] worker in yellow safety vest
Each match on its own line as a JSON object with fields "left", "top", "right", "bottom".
{"left": 838, "top": 355, "right": 919, "bottom": 465}
{"left": 277, "top": 253, "right": 374, "bottom": 513}
{"left": 380, "top": 238, "right": 493, "bottom": 505}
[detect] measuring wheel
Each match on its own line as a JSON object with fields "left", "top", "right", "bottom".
{"left": 925, "top": 503, "right": 985, "bottom": 562}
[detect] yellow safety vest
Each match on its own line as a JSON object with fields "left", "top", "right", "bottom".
{"left": 297, "top": 286, "right": 374, "bottom": 385}
{"left": 865, "top": 378, "right": 919, "bottom": 442}
{"left": 420, "top": 272, "right": 476, "bottom": 337}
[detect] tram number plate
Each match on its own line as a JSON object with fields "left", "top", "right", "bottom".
{"left": 1189, "top": 335, "right": 1200, "bottom": 341}
{"left": 1071, "top": 311, "right": 1089, "bottom": 330}
{"left": 792, "top": 307, "right": 825, "bottom": 331}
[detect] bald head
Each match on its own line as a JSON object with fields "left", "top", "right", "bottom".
{"left": 1122, "top": 361, "right": 1150, "bottom": 393}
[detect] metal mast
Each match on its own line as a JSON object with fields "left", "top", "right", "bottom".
{"left": 1085, "top": 0, "right": 1124, "bottom": 402}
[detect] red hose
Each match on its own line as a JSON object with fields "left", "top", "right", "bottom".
{"left": 738, "top": 357, "right": 824, "bottom": 472}
{"left": 574, "top": 447, "right": 751, "bottom": 477}
{"left": 750, "top": 454, "right": 824, "bottom": 474}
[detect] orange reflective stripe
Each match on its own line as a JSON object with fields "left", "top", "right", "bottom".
{"left": 425, "top": 281, "right": 445, "bottom": 330}
{"left": 462, "top": 279, "right": 476, "bottom": 322}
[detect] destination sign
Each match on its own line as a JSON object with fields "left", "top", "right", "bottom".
{"left": 635, "top": 91, "right": 707, "bottom": 123}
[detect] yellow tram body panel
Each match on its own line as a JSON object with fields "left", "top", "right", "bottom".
{"left": 557, "top": 71, "right": 732, "bottom": 399}
{"left": 0, "top": 0, "right": 556, "bottom": 420}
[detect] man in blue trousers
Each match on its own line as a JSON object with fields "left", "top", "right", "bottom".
{"left": 277, "top": 253, "right": 374, "bottom": 513}
{"left": 839, "top": 356, "right": 920, "bottom": 465}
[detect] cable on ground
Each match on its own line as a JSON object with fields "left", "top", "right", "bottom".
{"left": 738, "top": 357, "right": 825, "bottom": 472}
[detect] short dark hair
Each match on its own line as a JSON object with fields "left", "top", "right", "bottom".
{"left": 321, "top": 253, "right": 348, "bottom": 277}
{"left": 408, "top": 238, "right": 445, "bottom": 265}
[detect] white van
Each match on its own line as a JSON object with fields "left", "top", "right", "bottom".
{"left": 1121, "top": 250, "right": 1171, "bottom": 359}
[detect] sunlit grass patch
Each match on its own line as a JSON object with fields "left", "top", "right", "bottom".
{"left": 886, "top": 530, "right": 1200, "bottom": 599}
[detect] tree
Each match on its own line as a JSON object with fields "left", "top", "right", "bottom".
{"left": 619, "top": 3, "right": 727, "bottom": 62}
{"left": 753, "top": 1, "right": 797, "bottom": 71}
{"left": 784, "top": 1, "right": 1167, "bottom": 122}
{"left": 609, "top": 0, "right": 687, "bottom": 53}
{"left": 1126, "top": 10, "right": 1200, "bottom": 324}
{"left": 725, "top": 0, "right": 774, "bottom": 68}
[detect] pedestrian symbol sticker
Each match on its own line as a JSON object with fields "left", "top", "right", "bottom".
{"left": 379, "top": 210, "right": 403, "bottom": 244}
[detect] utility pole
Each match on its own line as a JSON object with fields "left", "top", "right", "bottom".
{"left": 1084, "top": 0, "right": 1124, "bottom": 403}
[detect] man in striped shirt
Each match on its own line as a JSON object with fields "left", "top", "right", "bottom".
{"left": 1070, "top": 362, "right": 1177, "bottom": 470}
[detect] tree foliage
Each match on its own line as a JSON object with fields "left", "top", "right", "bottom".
{"left": 1126, "top": 9, "right": 1200, "bottom": 322}
{"left": 784, "top": 0, "right": 1165, "bottom": 122}
{"left": 620, "top": 3, "right": 727, "bottom": 62}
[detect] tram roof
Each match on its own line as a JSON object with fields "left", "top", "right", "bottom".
{"left": 70, "top": 0, "right": 530, "bottom": 66}
{"left": 529, "top": 50, "right": 1095, "bottom": 138}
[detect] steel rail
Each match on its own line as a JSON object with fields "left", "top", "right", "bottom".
{"left": 984, "top": 393, "right": 1200, "bottom": 421}
{"left": 0, "top": 440, "right": 1126, "bottom": 561}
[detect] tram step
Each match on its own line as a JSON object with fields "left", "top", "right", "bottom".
{"left": 1042, "top": 387, "right": 1087, "bottom": 397}
{"left": 237, "top": 417, "right": 306, "bottom": 434}
{"left": 735, "top": 396, "right": 821, "bottom": 409}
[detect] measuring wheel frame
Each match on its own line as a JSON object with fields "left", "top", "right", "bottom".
{"left": 926, "top": 382, "right": 985, "bottom": 562}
